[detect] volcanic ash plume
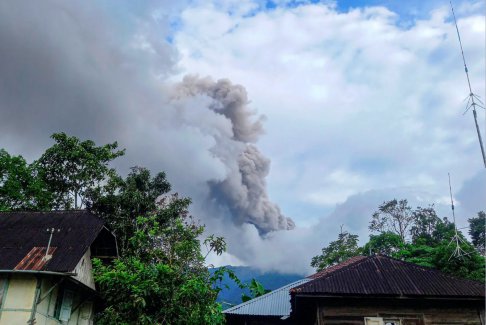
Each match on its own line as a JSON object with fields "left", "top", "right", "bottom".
{"left": 174, "top": 75, "right": 295, "bottom": 233}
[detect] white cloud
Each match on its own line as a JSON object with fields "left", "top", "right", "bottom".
{"left": 171, "top": 0, "right": 485, "bottom": 272}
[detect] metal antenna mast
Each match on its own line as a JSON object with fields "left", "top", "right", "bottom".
{"left": 447, "top": 173, "right": 470, "bottom": 260}
{"left": 450, "top": 1, "right": 486, "bottom": 168}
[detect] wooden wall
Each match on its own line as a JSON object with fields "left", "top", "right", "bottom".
{"left": 292, "top": 296, "right": 484, "bottom": 325}
{"left": 316, "top": 299, "right": 484, "bottom": 325}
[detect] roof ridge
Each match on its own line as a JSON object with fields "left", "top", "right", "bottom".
{"left": 308, "top": 255, "right": 370, "bottom": 280}
{"left": 292, "top": 254, "right": 485, "bottom": 297}
{"left": 374, "top": 254, "right": 485, "bottom": 286}
{"left": 291, "top": 256, "right": 371, "bottom": 294}
{"left": 0, "top": 209, "right": 90, "bottom": 214}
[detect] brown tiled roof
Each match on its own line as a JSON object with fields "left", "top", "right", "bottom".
{"left": 0, "top": 210, "right": 104, "bottom": 273}
{"left": 292, "top": 255, "right": 484, "bottom": 298}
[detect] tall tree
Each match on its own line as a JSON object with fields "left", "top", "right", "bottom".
{"left": 369, "top": 199, "right": 414, "bottom": 242}
{"left": 36, "top": 132, "right": 124, "bottom": 209}
{"left": 0, "top": 149, "right": 52, "bottom": 211}
{"left": 395, "top": 216, "right": 484, "bottom": 282}
{"left": 410, "top": 206, "right": 444, "bottom": 245}
{"left": 468, "top": 211, "right": 485, "bottom": 256}
{"left": 311, "top": 226, "right": 360, "bottom": 271}
{"left": 1, "top": 133, "right": 238, "bottom": 322}
{"left": 93, "top": 194, "right": 226, "bottom": 325}
{"left": 87, "top": 166, "right": 172, "bottom": 254}
{"left": 363, "top": 232, "right": 404, "bottom": 256}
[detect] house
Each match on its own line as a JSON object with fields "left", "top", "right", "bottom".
{"left": 290, "top": 255, "right": 485, "bottom": 325}
{"left": 223, "top": 256, "right": 368, "bottom": 325}
{"left": 0, "top": 210, "right": 117, "bottom": 324}
{"left": 225, "top": 255, "right": 485, "bottom": 325}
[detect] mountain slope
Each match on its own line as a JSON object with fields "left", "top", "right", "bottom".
{"left": 211, "top": 266, "right": 303, "bottom": 309}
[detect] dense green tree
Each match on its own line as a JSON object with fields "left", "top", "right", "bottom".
{"left": 363, "top": 232, "right": 404, "bottom": 256}
{"left": 394, "top": 210, "right": 483, "bottom": 282}
{"left": 311, "top": 227, "right": 360, "bottom": 271}
{"left": 312, "top": 202, "right": 484, "bottom": 282}
{"left": 468, "top": 211, "right": 485, "bottom": 256}
{"left": 1, "top": 133, "right": 233, "bottom": 322}
{"left": 0, "top": 149, "right": 52, "bottom": 211}
{"left": 410, "top": 206, "right": 442, "bottom": 244}
{"left": 36, "top": 132, "right": 125, "bottom": 209}
{"left": 93, "top": 196, "right": 226, "bottom": 324}
{"left": 369, "top": 199, "right": 414, "bottom": 242}
{"left": 87, "top": 166, "right": 172, "bottom": 254}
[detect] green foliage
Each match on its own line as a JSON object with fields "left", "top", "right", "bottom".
{"left": 410, "top": 206, "right": 443, "bottom": 245}
{"left": 241, "top": 279, "right": 271, "bottom": 302}
{"left": 0, "top": 149, "right": 52, "bottom": 211}
{"left": 311, "top": 228, "right": 360, "bottom": 271}
{"left": 36, "top": 132, "right": 124, "bottom": 209}
{"left": 93, "top": 195, "right": 226, "bottom": 325}
{"left": 369, "top": 199, "right": 413, "bottom": 242}
{"left": 313, "top": 201, "right": 485, "bottom": 283}
{"left": 88, "top": 167, "right": 174, "bottom": 255}
{"left": 1, "top": 133, "right": 231, "bottom": 323}
{"left": 363, "top": 232, "right": 404, "bottom": 256}
{"left": 468, "top": 211, "right": 485, "bottom": 255}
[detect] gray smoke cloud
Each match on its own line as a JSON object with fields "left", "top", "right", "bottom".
{"left": 173, "top": 76, "right": 295, "bottom": 232}
{"left": 0, "top": 1, "right": 293, "bottom": 236}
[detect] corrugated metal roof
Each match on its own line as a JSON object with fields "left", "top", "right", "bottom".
{"left": 292, "top": 255, "right": 485, "bottom": 298}
{"left": 224, "top": 279, "right": 310, "bottom": 316}
{"left": 0, "top": 210, "right": 105, "bottom": 272}
{"left": 307, "top": 255, "right": 367, "bottom": 279}
{"left": 14, "top": 246, "right": 57, "bottom": 270}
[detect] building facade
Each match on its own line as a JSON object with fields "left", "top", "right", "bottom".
{"left": 0, "top": 211, "right": 117, "bottom": 324}
{"left": 290, "top": 255, "right": 485, "bottom": 325}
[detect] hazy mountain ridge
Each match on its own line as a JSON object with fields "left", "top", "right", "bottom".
{"left": 211, "top": 266, "right": 303, "bottom": 309}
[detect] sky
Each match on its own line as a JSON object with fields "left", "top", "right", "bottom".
{"left": 0, "top": 0, "right": 485, "bottom": 275}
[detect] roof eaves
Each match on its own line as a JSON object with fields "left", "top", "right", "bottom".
{"left": 0, "top": 270, "right": 77, "bottom": 276}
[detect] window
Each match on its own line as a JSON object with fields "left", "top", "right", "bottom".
{"left": 365, "top": 317, "right": 401, "bottom": 325}
{"left": 0, "top": 277, "right": 7, "bottom": 306}
{"left": 54, "top": 288, "right": 74, "bottom": 322}
{"left": 384, "top": 320, "right": 401, "bottom": 325}
{"left": 365, "top": 317, "right": 384, "bottom": 325}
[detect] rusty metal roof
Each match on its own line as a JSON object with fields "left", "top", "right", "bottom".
{"left": 307, "top": 255, "right": 367, "bottom": 279}
{"left": 0, "top": 210, "right": 105, "bottom": 273}
{"left": 14, "top": 246, "right": 57, "bottom": 271}
{"left": 292, "top": 255, "right": 485, "bottom": 298}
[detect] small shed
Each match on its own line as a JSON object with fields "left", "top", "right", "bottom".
{"left": 290, "top": 255, "right": 485, "bottom": 325}
{"left": 0, "top": 210, "right": 117, "bottom": 325}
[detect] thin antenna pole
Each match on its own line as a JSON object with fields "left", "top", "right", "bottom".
{"left": 450, "top": 1, "right": 486, "bottom": 168}
{"left": 447, "top": 173, "right": 470, "bottom": 260}
{"left": 44, "top": 227, "right": 60, "bottom": 260}
{"left": 45, "top": 228, "right": 55, "bottom": 259}
{"left": 448, "top": 173, "right": 456, "bottom": 225}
